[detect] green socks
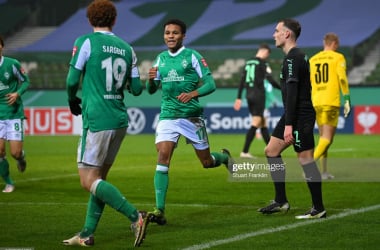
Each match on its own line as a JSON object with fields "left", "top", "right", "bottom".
{"left": 210, "top": 152, "right": 228, "bottom": 167}
{"left": 154, "top": 164, "right": 169, "bottom": 211}
{"left": 92, "top": 180, "right": 138, "bottom": 222}
{"left": 80, "top": 194, "right": 105, "bottom": 238}
{"left": 0, "top": 158, "right": 13, "bottom": 185}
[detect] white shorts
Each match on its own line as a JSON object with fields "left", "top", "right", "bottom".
{"left": 0, "top": 119, "right": 24, "bottom": 141}
{"left": 155, "top": 118, "right": 210, "bottom": 150}
{"left": 77, "top": 128, "right": 126, "bottom": 168}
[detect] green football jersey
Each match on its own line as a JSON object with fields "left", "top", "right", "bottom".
{"left": 67, "top": 31, "right": 141, "bottom": 131}
{"left": 151, "top": 47, "right": 216, "bottom": 119}
{"left": 0, "top": 56, "right": 29, "bottom": 120}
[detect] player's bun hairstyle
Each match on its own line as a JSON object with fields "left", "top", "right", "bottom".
{"left": 164, "top": 19, "right": 187, "bottom": 34}
{"left": 281, "top": 18, "right": 301, "bottom": 40}
{"left": 0, "top": 35, "right": 4, "bottom": 47}
{"left": 87, "top": 0, "right": 117, "bottom": 28}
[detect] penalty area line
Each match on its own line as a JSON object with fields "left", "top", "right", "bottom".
{"left": 181, "top": 204, "right": 380, "bottom": 250}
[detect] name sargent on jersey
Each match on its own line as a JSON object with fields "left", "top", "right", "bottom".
{"left": 102, "top": 45, "right": 125, "bottom": 56}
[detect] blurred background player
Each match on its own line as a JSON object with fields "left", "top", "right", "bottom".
{"left": 63, "top": 0, "right": 146, "bottom": 247}
{"left": 259, "top": 18, "right": 325, "bottom": 219}
{"left": 145, "top": 18, "right": 234, "bottom": 227}
{"left": 310, "top": 32, "right": 351, "bottom": 180}
{"left": 0, "top": 35, "right": 28, "bottom": 193}
{"left": 234, "top": 44, "right": 280, "bottom": 158}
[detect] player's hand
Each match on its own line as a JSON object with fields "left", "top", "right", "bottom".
{"left": 68, "top": 97, "right": 82, "bottom": 116}
{"left": 234, "top": 99, "right": 241, "bottom": 111}
{"left": 148, "top": 67, "right": 158, "bottom": 80}
{"left": 343, "top": 95, "right": 351, "bottom": 118}
{"left": 344, "top": 100, "right": 351, "bottom": 118}
{"left": 284, "top": 125, "right": 294, "bottom": 145}
{"left": 177, "top": 92, "right": 194, "bottom": 103}
{"left": 6, "top": 92, "right": 19, "bottom": 105}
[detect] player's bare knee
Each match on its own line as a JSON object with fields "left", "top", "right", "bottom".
{"left": 264, "top": 146, "right": 275, "bottom": 157}
{"left": 79, "top": 179, "right": 92, "bottom": 192}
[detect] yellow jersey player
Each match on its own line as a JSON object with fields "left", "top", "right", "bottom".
{"left": 310, "top": 32, "right": 351, "bottom": 180}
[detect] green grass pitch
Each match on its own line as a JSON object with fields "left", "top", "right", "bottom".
{"left": 1, "top": 134, "right": 379, "bottom": 249}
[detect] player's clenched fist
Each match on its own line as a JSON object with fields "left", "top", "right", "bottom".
{"left": 148, "top": 67, "right": 158, "bottom": 80}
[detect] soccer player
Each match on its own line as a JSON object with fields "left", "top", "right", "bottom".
{"left": 0, "top": 35, "right": 28, "bottom": 193}
{"left": 144, "top": 19, "right": 234, "bottom": 227}
{"left": 62, "top": 0, "right": 146, "bottom": 247}
{"left": 234, "top": 44, "right": 280, "bottom": 158}
{"left": 310, "top": 32, "right": 351, "bottom": 180}
{"left": 258, "top": 18, "right": 326, "bottom": 219}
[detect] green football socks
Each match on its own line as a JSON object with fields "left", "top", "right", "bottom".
{"left": 94, "top": 180, "right": 138, "bottom": 222}
{"left": 80, "top": 194, "right": 105, "bottom": 238}
{"left": 0, "top": 158, "right": 13, "bottom": 185}
{"left": 210, "top": 152, "right": 228, "bottom": 166}
{"left": 154, "top": 164, "right": 169, "bottom": 211}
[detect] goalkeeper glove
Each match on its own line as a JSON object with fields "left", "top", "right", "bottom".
{"left": 343, "top": 95, "right": 351, "bottom": 118}
{"left": 68, "top": 97, "right": 82, "bottom": 116}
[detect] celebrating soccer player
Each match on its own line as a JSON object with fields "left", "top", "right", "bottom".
{"left": 143, "top": 19, "right": 234, "bottom": 228}
{"left": 63, "top": 0, "right": 146, "bottom": 247}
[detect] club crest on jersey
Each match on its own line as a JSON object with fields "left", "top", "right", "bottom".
{"left": 182, "top": 59, "right": 188, "bottom": 69}
{"left": 201, "top": 58, "right": 208, "bottom": 67}
{"left": 72, "top": 46, "right": 78, "bottom": 57}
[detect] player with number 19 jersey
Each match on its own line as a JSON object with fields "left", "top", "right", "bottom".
{"left": 67, "top": 31, "right": 142, "bottom": 132}
{"left": 150, "top": 47, "right": 216, "bottom": 119}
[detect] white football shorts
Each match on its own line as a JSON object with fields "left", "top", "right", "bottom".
{"left": 0, "top": 119, "right": 24, "bottom": 141}
{"left": 77, "top": 128, "right": 126, "bottom": 168}
{"left": 155, "top": 118, "right": 210, "bottom": 150}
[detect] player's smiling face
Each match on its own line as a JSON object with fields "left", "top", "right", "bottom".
{"left": 164, "top": 24, "right": 185, "bottom": 53}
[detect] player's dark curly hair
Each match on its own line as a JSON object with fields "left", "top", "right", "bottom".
{"left": 0, "top": 36, "right": 4, "bottom": 47}
{"left": 164, "top": 19, "right": 187, "bottom": 34}
{"left": 87, "top": 0, "right": 117, "bottom": 28}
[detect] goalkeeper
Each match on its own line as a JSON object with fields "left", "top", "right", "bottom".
{"left": 309, "top": 32, "right": 351, "bottom": 180}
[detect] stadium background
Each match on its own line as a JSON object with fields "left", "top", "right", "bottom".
{"left": 1, "top": 0, "right": 380, "bottom": 135}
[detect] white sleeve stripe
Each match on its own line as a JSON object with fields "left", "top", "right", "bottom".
{"left": 192, "top": 53, "right": 203, "bottom": 78}
{"left": 74, "top": 38, "right": 91, "bottom": 70}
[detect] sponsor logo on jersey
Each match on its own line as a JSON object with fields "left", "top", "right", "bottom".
{"left": 163, "top": 69, "right": 184, "bottom": 82}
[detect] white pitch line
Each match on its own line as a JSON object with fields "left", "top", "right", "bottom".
{"left": 181, "top": 204, "right": 380, "bottom": 250}
{"left": 14, "top": 173, "right": 77, "bottom": 183}
{"left": 328, "top": 148, "right": 354, "bottom": 152}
